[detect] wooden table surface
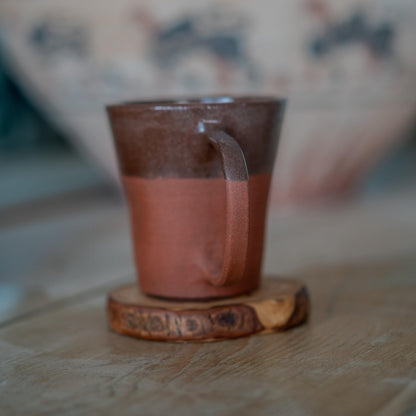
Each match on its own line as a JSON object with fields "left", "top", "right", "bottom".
{"left": 1, "top": 188, "right": 416, "bottom": 415}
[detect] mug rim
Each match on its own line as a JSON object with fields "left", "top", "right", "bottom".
{"left": 107, "top": 95, "right": 286, "bottom": 112}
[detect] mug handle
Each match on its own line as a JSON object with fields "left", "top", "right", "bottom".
{"left": 204, "top": 129, "right": 250, "bottom": 287}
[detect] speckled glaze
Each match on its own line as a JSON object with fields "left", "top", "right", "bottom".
{"left": 107, "top": 97, "right": 286, "bottom": 299}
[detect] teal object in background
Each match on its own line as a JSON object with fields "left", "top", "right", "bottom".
{"left": 0, "top": 49, "right": 68, "bottom": 153}
{"left": 0, "top": 50, "right": 105, "bottom": 208}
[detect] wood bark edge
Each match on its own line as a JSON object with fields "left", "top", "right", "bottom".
{"left": 107, "top": 280, "right": 309, "bottom": 342}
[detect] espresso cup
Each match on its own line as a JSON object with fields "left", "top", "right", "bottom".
{"left": 107, "top": 96, "right": 286, "bottom": 299}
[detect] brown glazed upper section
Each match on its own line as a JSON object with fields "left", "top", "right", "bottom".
{"left": 107, "top": 96, "right": 286, "bottom": 178}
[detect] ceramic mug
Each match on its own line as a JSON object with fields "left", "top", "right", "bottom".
{"left": 107, "top": 96, "right": 286, "bottom": 299}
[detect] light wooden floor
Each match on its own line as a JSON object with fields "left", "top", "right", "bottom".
{"left": 1, "top": 188, "right": 416, "bottom": 415}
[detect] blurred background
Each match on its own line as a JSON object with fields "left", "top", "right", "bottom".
{"left": 1, "top": 0, "right": 415, "bottom": 212}
{"left": 0, "top": 0, "right": 415, "bottom": 317}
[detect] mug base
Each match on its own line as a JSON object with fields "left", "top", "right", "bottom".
{"left": 139, "top": 282, "right": 259, "bottom": 302}
{"left": 107, "top": 277, "right": 309, "bottom": 342}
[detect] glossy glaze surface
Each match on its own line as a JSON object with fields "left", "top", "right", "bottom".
{"left": 108, "top": 97, "right": 286, "bottom": 299}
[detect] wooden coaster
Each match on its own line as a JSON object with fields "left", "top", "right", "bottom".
{"left": 108, "top": 278, "right": 309, "bottom": 342}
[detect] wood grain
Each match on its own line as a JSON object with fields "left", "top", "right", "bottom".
{"left": 1, "top": 189, "right": 416, "bottom": 415}
{"left": 1, "top": 260, "right": 415, "bottom": 416}
{"left": 108, "top": 279, "right": 309, "bottom": 341}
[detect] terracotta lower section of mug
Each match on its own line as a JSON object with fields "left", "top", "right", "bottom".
{"left": 123, "top": 173, "right": 272, "bottom": 299}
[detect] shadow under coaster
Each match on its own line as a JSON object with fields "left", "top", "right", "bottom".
{"left": 107, "top": 278, "right": 309, "bottom": 342}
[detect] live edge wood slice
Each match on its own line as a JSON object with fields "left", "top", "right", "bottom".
{"left": 107, "top": 278, "right": 309, "bottom": 342}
